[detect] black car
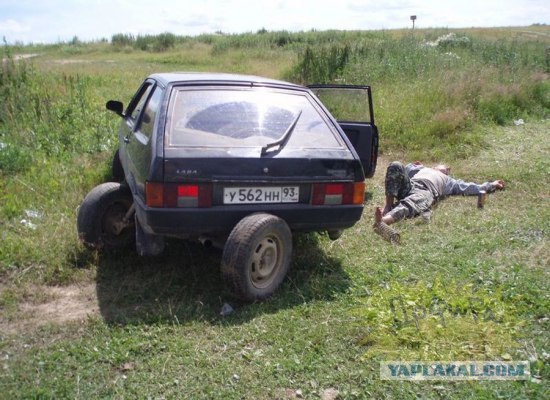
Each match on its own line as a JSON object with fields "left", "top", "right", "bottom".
{"left": 77, "top": 72, "right": 378, "bottom": 301}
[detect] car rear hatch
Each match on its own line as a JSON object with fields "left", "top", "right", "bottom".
{"left": 308, "top": 85, "right": 379, "bottom": 178}
{"left": 140, "top": 83, "right": 366, "bottom": 235}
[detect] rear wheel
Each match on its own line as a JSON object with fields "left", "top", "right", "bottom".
{"left": 221, "top": 213, "right": 292, "bottom": 302}
{"left": 77, "top": 182, "right": 135, "bottom": 251}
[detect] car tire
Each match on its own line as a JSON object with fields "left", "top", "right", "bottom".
{"left": 327, "top": 229, "right": 343, "bottom": 240}
{"left": 221, "top": 213, "right": 292, "bottom": 302}
{"left": 77, "top": 182, "right": 135, "bottom": 251}
{"left": 111, "top": 149, "right": 124, "bottom": 182}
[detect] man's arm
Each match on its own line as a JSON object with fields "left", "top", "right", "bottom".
{"left": 444, "top": 178, "right": 505, "bottom": 196}
{"left": 405, "top": 162, "right": 424, "bottom": 178}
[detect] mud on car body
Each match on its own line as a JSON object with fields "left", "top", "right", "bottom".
{"left": 77, "top": 72, "right": 378, "bottom": 301}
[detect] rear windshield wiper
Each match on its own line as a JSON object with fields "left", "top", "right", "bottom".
{"left": 260, "top": 110, "right": 302, "bottom": 157}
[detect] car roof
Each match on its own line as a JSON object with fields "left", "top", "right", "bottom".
{"left": 149, "top": 72, "right": 303, "bottom": 89}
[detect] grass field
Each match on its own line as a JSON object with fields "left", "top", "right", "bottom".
{"left": 0, "top": 27, "right": 549, "bottom": 398}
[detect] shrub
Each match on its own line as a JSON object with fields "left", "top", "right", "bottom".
{"left": 111, "top": 33, "right": 135, "bottom": 47}
{"left": 0, "top": 141, "right": 32, "bottom": 174}
{"left": 133, "top": 33, "right": 177, "bottom": 52}
{"left": 154, "top": 32, "right": 176, "bottom": 52}
{"left": 288, "top": 44, "right": 350, "bottom": 83}
{"left": 428, "top": 107, "right": 472, "bottom": 139}
{"left": 427, "top": 33, "right": 472, "bottom": 50}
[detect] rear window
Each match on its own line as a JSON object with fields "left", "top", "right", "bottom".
{"left": 309, "top": 86, "right": 373, "bottom": 123}
{"left": 166, "top": 87, "right": 343, "bottom": 150}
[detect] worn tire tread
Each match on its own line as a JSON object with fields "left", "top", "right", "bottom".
{"left": 221, "top": 213, "right": 292, "bottom": 302}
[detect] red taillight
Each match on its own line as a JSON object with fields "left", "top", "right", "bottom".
{"left": 146, "top": 182, "right": 212, "bottom": 208}
{"left": 325, "top": 184, "right": 343, "bottom": 194}
{"left": 197, "top": 184, "right": 213, "bottom": 208}
{"left": 311, "top": 182, "right": 365, "bottom": 206}
{"left": 326, "top": 183, "right": 345, "bottom": 205}
{"left": 178, "top": 185, "right": 199, "bottom": 197}
{"left": 176, "top": 184, "right": 199, "bottom": 207}
{"left": 312, "top": 184, "right": 326, "bottom": 205}
{"left": 146, "top": 182, "right": 164, "bottom": 208}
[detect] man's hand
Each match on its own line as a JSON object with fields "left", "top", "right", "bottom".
{"left": 492, "top": 180, "right": 505, "bottom": 190}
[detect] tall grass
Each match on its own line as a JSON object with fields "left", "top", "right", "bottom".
{"left": 285, "top": 32, "right": 549, "bottom": 158}
{"left": 0, "top": 53, "right": 115, "bottom": 172}
{"left": 0, "top": 49, "right": 117, "bottom": 279}
{"left": 111, "top": 32, "right": 177, "bottom": 52}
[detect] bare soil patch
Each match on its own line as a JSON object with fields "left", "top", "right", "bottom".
{"left": 1, "top": 283, "right": 99, "bottom": 335}
{"left": 1, "top": 53, "right": 38, "bottom": 63}
{"left": 50, "top": 59, "right": 92, "bottom": 64}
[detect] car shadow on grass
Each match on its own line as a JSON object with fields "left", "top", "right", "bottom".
{"left": 95, "top": 233, "right": 350, "bottom": 326}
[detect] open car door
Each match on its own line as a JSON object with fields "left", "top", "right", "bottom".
{"left": 308, "top": 85, "right": 379, "bottom": 178}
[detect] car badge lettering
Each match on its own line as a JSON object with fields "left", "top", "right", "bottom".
{"left": 176, "top": 169, "right": 198, "bottom": 175}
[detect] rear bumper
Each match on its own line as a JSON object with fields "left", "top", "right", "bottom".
{"left": 135, "top": 197, "right": 363, "bottom": 237}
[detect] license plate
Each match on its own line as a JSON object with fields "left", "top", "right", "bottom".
{"left": 223, "top": 186, "right": 299, "bottom": 204}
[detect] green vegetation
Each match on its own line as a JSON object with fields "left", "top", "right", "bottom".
{"left": 286, "top": 31, "right": 548, "bottom": 158}
{"left": 1, "top": 27, "right": 549, "bottom": 398}
{"left": 356, "top": 279, "right": 525, "bottom": 360}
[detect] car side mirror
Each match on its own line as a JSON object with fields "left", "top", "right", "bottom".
{"left": 106, "top": 100, "right": 124, "bottom": 117}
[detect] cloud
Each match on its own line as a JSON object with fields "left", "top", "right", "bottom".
{"left": 348, "top": 0, "right": 414, "bottom": 12}
{"left": 181, "top": 15, "right": 212, "bottom": 29}
{"left": 0, "top": 19, "right": 31, "bottom": 34}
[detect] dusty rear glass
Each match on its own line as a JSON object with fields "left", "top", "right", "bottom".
{"left": 166, "top": 87, "right": 344, "bottom": 150}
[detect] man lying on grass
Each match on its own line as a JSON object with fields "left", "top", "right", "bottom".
{"left": 374, "top": 161, "right": 505, "bottom": 243}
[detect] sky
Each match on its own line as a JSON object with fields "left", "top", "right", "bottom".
{"left": 0, "top": 0, "right": 549, "bottom": 44}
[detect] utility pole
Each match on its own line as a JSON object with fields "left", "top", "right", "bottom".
{"left": 410, "top": 15, "right": 417, "bottom": 30}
